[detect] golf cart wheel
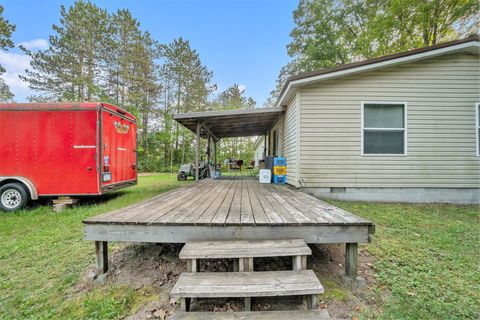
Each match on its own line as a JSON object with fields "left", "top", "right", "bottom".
{"left": 177, "top": 173, "right": 187, "bottom": 181}
{"left": 0, "top": 183, "right": 29, "bottom": 211}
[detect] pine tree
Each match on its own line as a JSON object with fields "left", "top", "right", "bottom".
{"left": 0, "top": 4, "right": 15, "bottom": 101}
{"left": 128, "top": 31, "right": 161, "bottom": 162}
{"left": 103, "top": 9, "right": 142, "bottom": 108}
{"left": 18, "top": 2, "right": 165, "bottom": 170}
{"left": 21, "top": 1, "right": 112, "bottom": 101}
{"left": 214, "top": 84, "right": 257, "bottom": 161}
{"left": 159, "top": 37, "right": 215, "bottom": 170}
{"left": 265, "top": 60, "right": 302, "bottom": 106}
{"left": 215, "top": 84, "right": 255, "bottom": 110}
{"left": 0, "top": 78, "right": 13, "bottom": 102}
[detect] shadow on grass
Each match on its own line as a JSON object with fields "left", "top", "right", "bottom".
{"left": 78, "top": 192, "right": 126, "bottom": 205}
{"left": 25, "top": 191, "right": 127, "bottom": 210}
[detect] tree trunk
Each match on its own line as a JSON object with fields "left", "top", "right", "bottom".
{"left": 174, "top": 82, "right": 181, "bottom": 152}
{"left": 87, "top": 51, "right": 94, "bottom": 101}
{"left": 181, "top": 130, "right": 186, "bottom": 164}
{"left": 143, "top": 92, "right": 150, "bottom": 159}
{"left": 169, "top": 126, "right": 174, "bottom": 173}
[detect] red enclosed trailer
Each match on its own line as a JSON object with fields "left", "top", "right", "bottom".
{"left": 0, "top": 102, "right": 137, "bottom": 211}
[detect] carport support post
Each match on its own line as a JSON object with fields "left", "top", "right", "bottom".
{"left": 263, "top": 134, "right": 267, "bottom": 158}
{"left": 214, "top": 140, "right": 217, "bottom": 169}
{"left": 95, "top": 241, "right": 108, "bottom": 275}
{"left": 195, "top": 122, "right": 200, "bottom": 182}
{"left": 345, "top": 243, "right": 358, "bottom": 278}
{"left": 207, "top": 133, "right": 211, "bottom": 175}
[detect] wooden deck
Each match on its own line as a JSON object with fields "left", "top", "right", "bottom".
{"left": 83, "top": 178, "right": 374, "bottom": 244}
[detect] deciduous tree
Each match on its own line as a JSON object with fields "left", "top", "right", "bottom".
{"left": 268, "top": 0, "right": 479, "bottom": 104}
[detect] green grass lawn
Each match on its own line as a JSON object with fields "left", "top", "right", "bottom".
{"left": 324, "top": 199, "right": 479, "bottom": 320}
{"left": 0, "top": 174, "right": 187, "bottom": 320}
{"left": 0, "top": 174, "right": 478, "bottom": 319}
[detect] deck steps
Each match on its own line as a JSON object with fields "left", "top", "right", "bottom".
{"left": 179, "top": 239, "right": 312, "bottom": 259}
{"left": 171, "top": 270, "right": 324, "bottom": 298}
{"left": 171, "top": 239, "right": 329, "bottom": 318}
{"left": 180, "top": 239, "right": 311, "bottom": 272}
{"left": 170, "top": 310, "right": 331, "bottom": 320}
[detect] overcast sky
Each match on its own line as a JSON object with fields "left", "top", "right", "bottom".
{"left": 0, "top": 0, "right": 298, "bottom": 105}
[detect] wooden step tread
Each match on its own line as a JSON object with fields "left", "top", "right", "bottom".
{"left": 179, "top": 239, "right": 311, "bottom": 259}
{"left": 170, "top": 310, "right": 331, "bottom": 320}
{"left": 171, "top": 270, "right": 323, "bottom": 298}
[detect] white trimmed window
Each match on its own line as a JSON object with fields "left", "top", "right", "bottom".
{"left": 362, "top": 102, "right": 407, "bottom": 155}
{"left": 476, "top": 103, "right": 480, "bottom": 156}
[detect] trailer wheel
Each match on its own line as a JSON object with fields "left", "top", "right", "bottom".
{"left": 0, "top": 183, "right": 29, "bottom": 212}
{"left": 177, "top": 173, "right": 187, "bottom": 181}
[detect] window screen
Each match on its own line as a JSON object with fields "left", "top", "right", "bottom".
{"left": 363, "top": 103, "right": 405, "bottom": 155}
{"left": 364, "top": 104, "right": 404, "bottom": 128}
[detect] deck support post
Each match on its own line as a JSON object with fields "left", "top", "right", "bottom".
{"left": 263, "top": 134, "right": 267, "bottom": 158}
{"left": 239, "top": 257, "right": 253, "bottom": 311}
{"left": 207, "top": 133, "right": 211, "bottom": 172}
{"left": 95, "top": 241, "right": 108, "bottom": 275}
{"left": 293, "top": 255, "right": 307, "bottom": 270}
{"left": 244, "top": 296, "right": 252, "bottom": 312}
{"left": 345, "top": 243, "right": 358, "bottom": 278}
{"left": 187, "top": 259, "right": 199, "bottom": 310}
{"left": 187, "top": 259, "right": 198, "bottom": 272}
{"left": 233, "top": 259, "right": 239, "bottom": 272}
{"left": 306, "top": 294, "right": 318, "bottom": 310}
{"left": 238, "top": 257, "right": 253, "bottom": 272}
{"left": 180, "top": 298, "right": 190, "bottom": 312}
{"left": 266, "top": 132, "right": 270, "bottom": 156}
{"left": 195, "top": 122, "right": 200, "bottom": 182}
{"left": 214, "top": 140, "right": 217, "bottom": 173}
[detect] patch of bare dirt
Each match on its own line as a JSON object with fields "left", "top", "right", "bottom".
{"left": 111, "top": 244, "right": 184, "bottom": 320}
{"left": 77, "top": 243, "right": 383, "bottom": 319}
{"left": 309, "top": 244, "right": 382, "bottom": 319}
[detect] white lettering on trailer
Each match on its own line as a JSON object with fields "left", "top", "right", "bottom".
{"left": 117, "top": 147, "right": 127, "bottom": 151}
{"left": 73, "top": 145, "right": 96, "bottom": 149}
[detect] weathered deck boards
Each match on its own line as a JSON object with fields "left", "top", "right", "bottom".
{"left": 179, "top": 239, "right": 311, "bottom": 259}
{"left": 83, "top": 178, "right": 374, "bottom": 244}
{"left": 84, "top": 179, "right": 371, "bottom": 226}
{"left": 171, "top": 270, "right": 324, "bottom": 298}
{"left": 170, "top": 310, "right": 331, "bottom": 320}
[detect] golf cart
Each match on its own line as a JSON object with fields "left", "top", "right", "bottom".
{"left": 177, "top": 161, "right": 208, "bottom": 181}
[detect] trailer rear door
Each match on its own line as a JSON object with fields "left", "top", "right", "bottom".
{"left": 100, "top": 108, "right": 137, "bottom": 189}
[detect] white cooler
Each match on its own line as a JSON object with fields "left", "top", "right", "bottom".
{"left": 259, "top": 169, "right": 271, "bottom": 184}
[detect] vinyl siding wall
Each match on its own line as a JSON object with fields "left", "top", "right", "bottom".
{"left": 282, "top": 95, "right": 299, "bottom": 186}
{"left": 297, "top": 52, "right": 480, "bottom": 188}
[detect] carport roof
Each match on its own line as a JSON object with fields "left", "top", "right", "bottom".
{"left": 173, "top": 107, "right": 284, "bottom": 139}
